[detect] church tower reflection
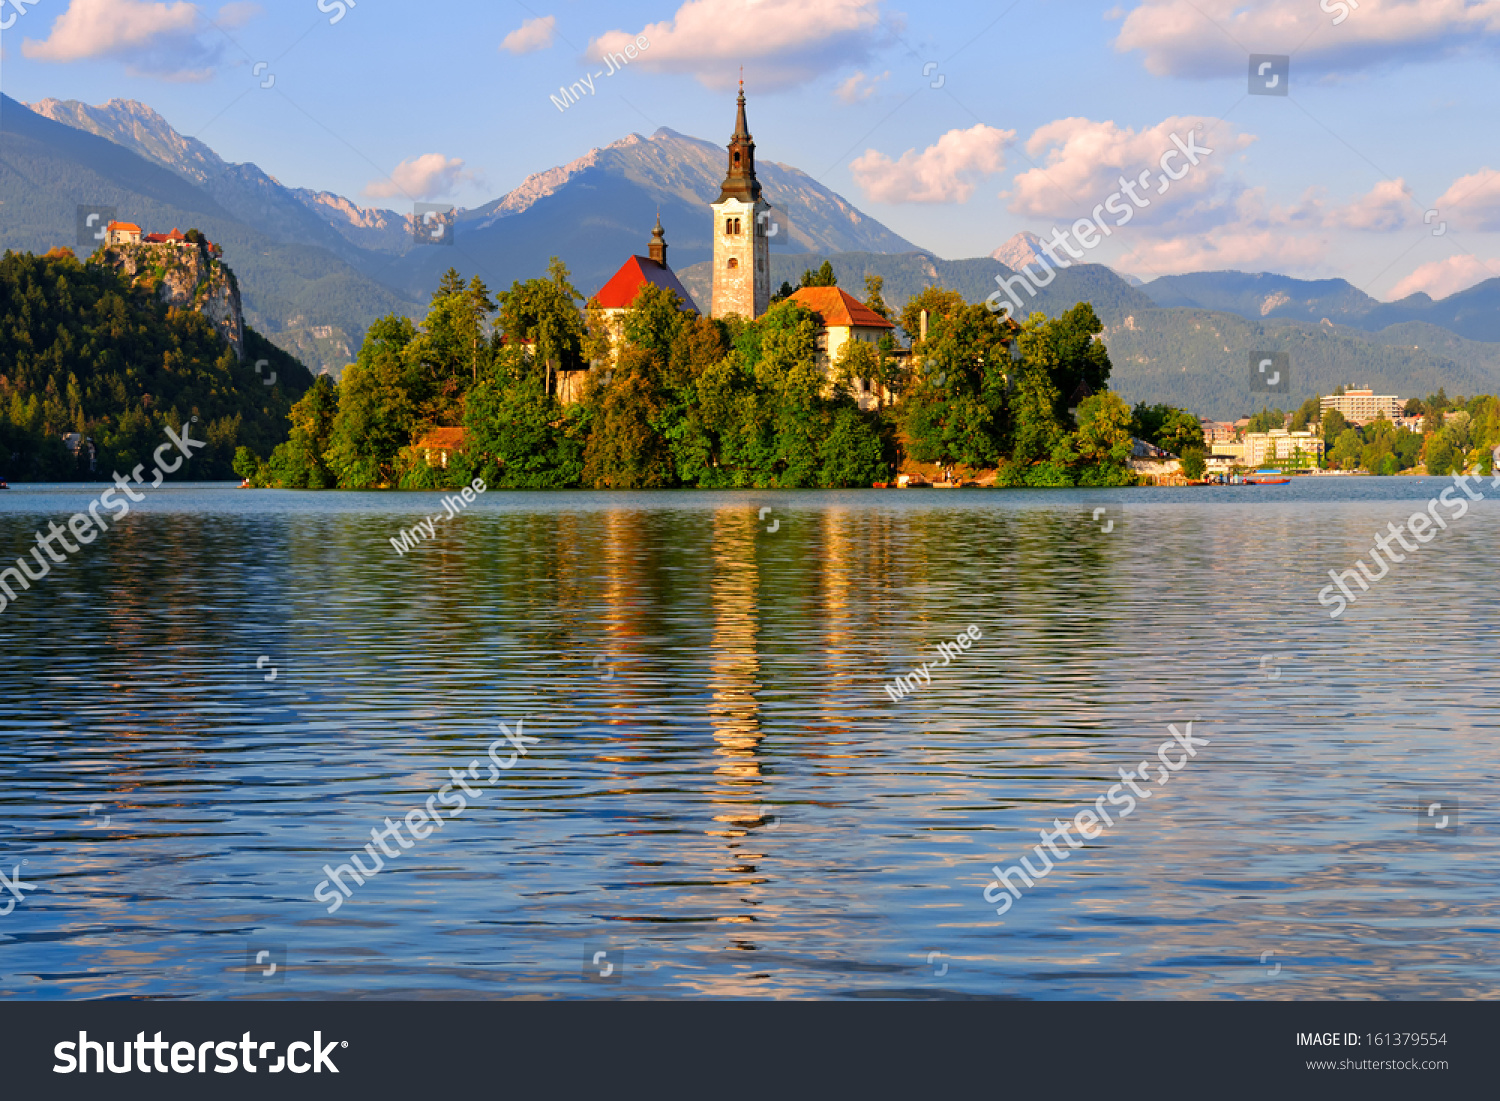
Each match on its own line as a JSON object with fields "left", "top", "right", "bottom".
{"left": 706, "top": 508, "right": 767, "bottom": 839}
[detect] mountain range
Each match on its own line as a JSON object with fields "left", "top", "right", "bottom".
{"left": 8, "top": 95, "right": 1500, "bottom": 418}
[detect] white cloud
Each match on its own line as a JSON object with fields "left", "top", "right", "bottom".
{"left": 1325, "top": 178, "right": 1417, "bottom": 231}
{"left": 501, "top": 15, "right": 556, "bottom": 55}
{"left": 1114, "top": 0, "right": 1500, "bottom": 78}
{"left": 589, "top": 0, "right": 887, "bottom": 89}
{"left": 1389, "top": 254, "right": 1500, "bottom": 300}
{"left": 834, "top": 69, "right": 888, "bottom": 103}
{"left": 366, "top": 154, "right": 472, "bottom": 201}
{"left": 1007, "top": 116, "right": 1252, "bottom": 221}
{"left": 23, "top": 0, "right": 200, "bottom": 61}
{"left": 1433, "top": 167, "right": 1500, "bottom": 230}
{"left": 1103, "top": 185, "right": 1330, "bottom": 275}
{"left": 21, "top": 0, "right": 231, "bottom": 80}
{"left": 850, "top": 125, "right": 1013, "bottom": 204}
{"left": 215, "top": 1, "right": 260, "bottom": 29}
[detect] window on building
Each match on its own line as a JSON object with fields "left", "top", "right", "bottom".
{"left": 727, "top": 257, "right": 738, "bottom": 268}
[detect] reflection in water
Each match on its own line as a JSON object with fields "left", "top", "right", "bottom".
{"left": 0, "top": 479, "right": 1498, "bottom": 1000}
{"left": 707, "top": 507, "right": 764, "bottom": 837}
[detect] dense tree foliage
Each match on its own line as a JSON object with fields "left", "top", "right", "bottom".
{"left": 239, "top": 260, "right": 1152, "bottom": 491}
{"left": 0, "top": 248, "right": 312, "bottom": 480}
{"left": 1131, "top": 402, "right": 1204, "bottom": 455}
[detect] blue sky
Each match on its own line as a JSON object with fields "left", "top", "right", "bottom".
{"left": 2, "top": 0, "right": 1497, "bottom": 300}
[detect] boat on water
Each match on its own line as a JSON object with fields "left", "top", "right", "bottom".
{"left": 1244, "top": 468, "right": 1292, "bottom": 485}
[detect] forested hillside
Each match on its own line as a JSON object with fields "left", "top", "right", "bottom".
{"left": 0, "top": 249, "right": 312, "bottom": 480}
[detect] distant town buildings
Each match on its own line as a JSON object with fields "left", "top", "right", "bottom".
{"left": 1321, "top": 388, "right": 1402, "bottom": 425}
{"left": 1241, "top": 429, "right": 1325, "bottom": 468}
{"left": 1199, "top": 418, "right": 1238, "bottom": 444}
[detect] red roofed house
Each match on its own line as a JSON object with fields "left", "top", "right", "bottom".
{"left": 413, "top": 426, "right": 467, "bottom": 469}
{"left": 562, "top": 215, "right": 698, "bottom": 403}
{"left": 105, "top": 221, "right": 141, "bottom": 246}
{"left": 786, "top": 286, "right": 897, "bottom": 411}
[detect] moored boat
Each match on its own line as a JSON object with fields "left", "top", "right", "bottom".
{"left": 1245, "top": 468, "right": 1291, "bottom": 485}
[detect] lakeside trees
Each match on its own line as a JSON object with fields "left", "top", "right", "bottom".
{"left": 242, "top": 261, "right": 1149, "bottom": 490}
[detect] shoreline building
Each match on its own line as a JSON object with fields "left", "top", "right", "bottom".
{"left": 711, "top": 81, "right": 772, "bottom": 320}
{"left": 785, "top": 286, "right": 895, "bottom": 411}
{"left": 1321, "top": 388, "right": 1402, "bottom": 425}
{"left": 1240, "top": 429, "right": 1325, "bottom": 468}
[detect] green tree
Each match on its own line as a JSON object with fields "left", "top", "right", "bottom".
{"left": 1424, "top": 433, "right": 1457, "bottom": 476}
{"left": 863, "top": 273, "right": 891, "bottom": 319}
{"left": 1073, "top": 391, "right": 1137, "bottom": 485}
{"left": 1330, "top": 427, "right": 1364, "bottom": 470}
{"left": 1289, "top": 395, "right": 1321, "bottom": 432}
{"left": 1322, "top": 408, "right": 1349, "bottom": 449}
{"left": 324, "top": 316, "right": 420, "bottom": 488}
{"left": 265, "top": 374, "right": 338, "bottom": 488}
{"left": 233, "top": 445, "right": 263, "bottom": 484}
{"left": 497, "top": 257, "right": 587, "bottom": 398}
{"left": 1247, "top": 407, "right": 1287, "bottom": 433}
{"left": 582, "top": 356, "right": 676, "bottom": 488}
{"left": 799, "top": 260, "right": 837, "bottom": 288}
{"left": 461, "top": 354, "right": 584, "bottom": 488}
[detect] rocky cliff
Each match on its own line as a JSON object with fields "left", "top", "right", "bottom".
{"left": 100, "top": 240, "right": 245, "bottom": 361}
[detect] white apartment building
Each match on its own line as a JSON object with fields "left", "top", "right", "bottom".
{"left": 1243, "top": 429, "right": 1325, "bottom": 468}
{"left": 1321, "top": 388, "right": 1402, "bottom": 425}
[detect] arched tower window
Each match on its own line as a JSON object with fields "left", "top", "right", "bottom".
{"left": 727, "top": 257, "right": 738, "bottom": 268}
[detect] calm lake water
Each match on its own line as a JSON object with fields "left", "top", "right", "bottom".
{"left": 0, "top": 477, "right": 1496, "bottom": 1000}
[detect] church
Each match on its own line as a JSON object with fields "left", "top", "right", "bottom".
{"left": 586, "top": 82, "right": 898, "bottom": 390}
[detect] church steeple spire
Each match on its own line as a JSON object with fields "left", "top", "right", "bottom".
{"left": 649, "top": 211, "right": 666, "bottom": 266}
{"left": 710, "top": 77, "right": 771, "bottom": 320}
{"left": 716, "top": 77, "right": 761, "bottom": 203}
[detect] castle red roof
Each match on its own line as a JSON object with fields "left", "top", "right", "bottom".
{"left": 786, "top": 287, "right": 895, "bottom": 329}
{"left": 595, "top": 255, "right": 698, "bottom": 313}
{"left": 106, "top": 221, "right": 141, "bottom": 233}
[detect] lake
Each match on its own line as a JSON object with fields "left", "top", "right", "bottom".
{"left": 0, "top": 477, "right": 1496, "bottom": 999}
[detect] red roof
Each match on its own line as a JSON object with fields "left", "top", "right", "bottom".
{"left": 595, "top": 255, "right": 698, "bottom": 312}
{"left": 106, "top": 221, "right": 141, "bottom": 233}
{"left": 786, "top": 286, "right": 894, "bottom": 329}
{"left": 415, "top": 426, "right": 466, "bottom": 451}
